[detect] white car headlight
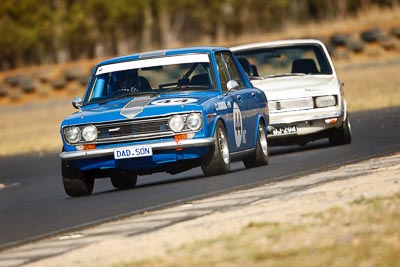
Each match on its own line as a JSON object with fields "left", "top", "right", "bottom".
{"left": 315, "top": 95, "right": 336, "bottom": 108}
{"left": 64, "top": 127, "right": 81, "bottom": 144}
{"left": 169, "top": 115, "right": 185, "bottom": 132}
{"left": 186, "top": 113, "right": 203, "bottom": 131}
{"left": 82, "top": 125, "right": 98, "bottom": 142}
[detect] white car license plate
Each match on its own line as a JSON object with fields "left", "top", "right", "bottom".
{"left": 272, "top": 126, "right": 297, "bottom": 135}
{"left": 114, "top": 145, "right": 153, "bottom": 159}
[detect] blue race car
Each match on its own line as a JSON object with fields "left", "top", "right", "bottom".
{"left": 60, "top": 47, "right": 269, "bottom": 196}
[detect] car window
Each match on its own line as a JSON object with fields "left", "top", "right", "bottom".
{"left": 221, "top": 52, "right": 245, "bottom": 88}
{"left": 235, "top": 44, "right": 333, "bottom": 78}
{"left": 83, "top": 54, "right": 217, "bottom": 105}
{"left": 215, "top": 52, "right": 244, "bottom": 92}
{"left": 215, "top": 53, "right": 230, "bottom": 92}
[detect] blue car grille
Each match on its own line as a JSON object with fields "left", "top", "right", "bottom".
{"left": 95, "top": 117, "right": 173, "bottom": 144}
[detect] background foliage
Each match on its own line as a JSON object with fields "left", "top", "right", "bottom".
{"left": 0, "top": 0, "right": 398, "bottom": 70}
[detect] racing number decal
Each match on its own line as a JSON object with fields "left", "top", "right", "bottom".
{"left": 233, "top": 102, "right": 243, "bottom": 147}
{"left": 151, "top": 98, "right": 198, "bottom": 105}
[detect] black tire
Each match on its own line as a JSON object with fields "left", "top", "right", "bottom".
{"left": 110, "top": 171, "right": 138, "bottom": 190}
{"left": 346, "top": 40, "right": 365, "bottom": 53}
{"left": 360, "top": 28, "right": 384, "bottom": 43}
{"left": 330, "top": 33, "right": 351, "bottom": 47}
{"left": 62, "top": 161, "right": 94, "bottom": 197}
{"left": 329, "top": 115, "right": 352, "bottom": 146}
{"left": 243, "top": 121, "right": 269, "bottom": 168}
{"left": 378, "top": 36, "right": 397, "bottom": 51}
{"left": 202, "top": 121, "right": 230, "bottom": 176}
{"left": 391, "top": 26, "right": 400, "bottom": 38}
{"left": 63, "top": 176, "right": 94, "bottom": 197}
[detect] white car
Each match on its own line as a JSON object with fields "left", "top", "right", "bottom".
{"left": 231, "top": 39, "right": 352, "bottom": 146}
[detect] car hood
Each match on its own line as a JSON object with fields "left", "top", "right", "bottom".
{"left": 251, "top": 75, "right": 339, "bottom": 101}
{"left": 62, "top": 92, "right": 218, "bottom": 126}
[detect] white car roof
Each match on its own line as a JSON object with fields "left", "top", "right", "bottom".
{"left": 231, "top": 39, "right": 326, "bottom": 51}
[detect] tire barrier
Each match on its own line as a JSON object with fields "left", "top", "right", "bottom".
{"left": 328, "top": 27, "right": 400, "bottom": 60}
{"left": 0, "top": 26, "right": 399, "bottom": 103}
{"left": 360, "top": 28, "right": 385, "bottom": 43}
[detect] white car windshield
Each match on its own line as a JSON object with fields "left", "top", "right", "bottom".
{"left": 235, "top": 44, "right": 333, "bottom": 79}
{"left": 83, "top": 54, "right": 216, "bottom": 105}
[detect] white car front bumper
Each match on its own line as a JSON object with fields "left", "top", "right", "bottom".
{"left": 268, "top": 105, "right": 345, "bottom": 139}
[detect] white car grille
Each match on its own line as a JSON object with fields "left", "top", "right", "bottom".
{"left": 269, "top": 97, "right": 314, "bottom": 112}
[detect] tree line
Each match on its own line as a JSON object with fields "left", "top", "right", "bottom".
{"left": 0, "top": 0, "right": 398, "bottom": 70}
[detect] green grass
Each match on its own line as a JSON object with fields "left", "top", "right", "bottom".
{"left": 114, "top": 193, "right": 400, "bottom": 267}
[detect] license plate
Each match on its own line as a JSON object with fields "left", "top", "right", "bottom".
{"left": 114, "top": 145, "right": 153, "bottom": 159}
{"left": 272, "top": 126, "right": 297, "bottom": 135}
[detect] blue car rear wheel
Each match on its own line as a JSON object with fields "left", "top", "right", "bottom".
{"left": 243, "top": 121, "right": 269, "bottom": 168}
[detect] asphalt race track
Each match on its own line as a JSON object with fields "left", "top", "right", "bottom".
{"left": 0, "top": 107, "right": 399, "bottom": 251}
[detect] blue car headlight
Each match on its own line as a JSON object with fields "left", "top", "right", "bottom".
{"left": 169, "top": 113, "right": 203, "bottom": 133}
{"left": 169, "top": 115, "right": 185, "bottom": 132}
{"left": 64, "top": 127, "right": 81, "bottom": 144}
{"left": 82, "top": 125, "right": 98, "bottom": 142}
{"left": 64, "top": 125, "right": 98, "bottom": 144}
{"left": 187, "top": 113, "right": 203, "bottom": 131}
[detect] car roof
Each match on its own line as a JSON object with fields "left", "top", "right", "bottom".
{"left": 230, "top": 39, "right": 326, "bottom": 52}
{"left": 98, "top": 46, "right": 229, "bottom": 67}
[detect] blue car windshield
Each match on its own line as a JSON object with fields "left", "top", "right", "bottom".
{"left": 83, "top": 54, "right": 216, "bottom": 105}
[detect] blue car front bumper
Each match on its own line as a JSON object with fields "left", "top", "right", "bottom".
{"left": 60, "top": 137, "right": 215, "bottom": 173}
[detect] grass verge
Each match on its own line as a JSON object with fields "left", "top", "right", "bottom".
{"left": 116, "top": 193, "right": 400, "bottom": 267}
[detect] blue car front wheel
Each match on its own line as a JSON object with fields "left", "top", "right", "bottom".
{"left": 62, "top": 161, "right": 94, "bottom": 197}
{"left": 202, "top": 121, "right": 230, "bottom": 176}
{"left": 110, "top": 171, "right": 138, "bottom": 190}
